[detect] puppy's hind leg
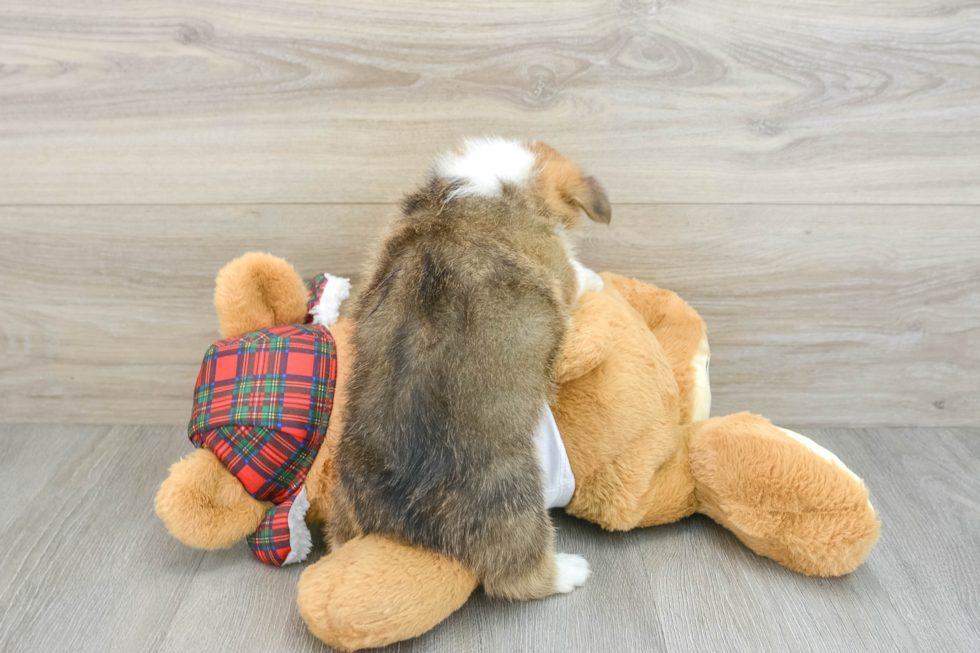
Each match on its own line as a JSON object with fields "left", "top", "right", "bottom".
{"left": 553, "top": 551, "right": 592, "bottom": 593}
{"left": 482, "top": 525, "right": 590, "bottom": 600}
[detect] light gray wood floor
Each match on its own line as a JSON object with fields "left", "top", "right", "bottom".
{"left": 1, "top": 424, "right": 977, "bottom": 652}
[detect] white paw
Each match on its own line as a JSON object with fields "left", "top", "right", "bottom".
{"left": 554, "top": 553, "right": 591, "bottom": 593}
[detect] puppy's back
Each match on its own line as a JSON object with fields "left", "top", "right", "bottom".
{"left": 332, "top": 138, "right": 611, "bottom": 586}
{"left": 335, "top": 187, "right": 564, "bottom": 576}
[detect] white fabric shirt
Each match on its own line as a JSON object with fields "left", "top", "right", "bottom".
{"left": 533, "top": 403, "right": 576, "bottom": 509}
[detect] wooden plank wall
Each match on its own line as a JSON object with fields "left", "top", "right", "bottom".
{"left": 1, "top": 0, "right": 978, "bottom": 426}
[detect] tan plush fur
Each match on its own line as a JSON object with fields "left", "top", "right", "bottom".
{"left": 156, "top": 255, "right": 880, "bottom": 652}
{"left": 155, "top": 448, "right": 269, "bottom": 549}
{"left": 555, "top": 277, "right": 686, "bottom": 530}
{"left": 297, "top": 535, "right": 479, "bottom": 652}
{"left": 303, "top": 316, "right": 354, "bottom": 523}
{"left": 214, "top": 252, "right": 309, "bottom": 339}
{"left": 605, "top": 274, "right": 708, "bottom": 423}
{"left": 689, "top": 413, "right": 881, "bottom": 577}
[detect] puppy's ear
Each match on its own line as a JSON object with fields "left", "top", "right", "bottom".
{"left": 530, "top": 142, "right": 612, "bottom": 226}
{"left": 572, "top": 176, "right": 611, "bottom": 225}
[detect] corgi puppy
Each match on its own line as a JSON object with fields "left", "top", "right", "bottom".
{"left": 330, "top": 138, "right": 610, "bottom": 599}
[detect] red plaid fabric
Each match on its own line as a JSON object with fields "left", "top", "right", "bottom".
{"left": 187, "top": 272, "right": 343, "bottom": 566}
{"left": 188, "top": 325, "right": 336, "bottom": 504}
{"left": 246, "top": 489, "right": 309, "bottom": 566}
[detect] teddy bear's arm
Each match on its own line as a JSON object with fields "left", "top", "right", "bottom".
{"left": 554, "top": 294, "right": 616, "bottom": 384}
{"left": 155, "top": 448, "right": 269, "bottom": 549}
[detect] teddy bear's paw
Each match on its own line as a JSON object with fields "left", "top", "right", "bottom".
{"left": 554, "top": 553, "right": 591, "bottom": 593}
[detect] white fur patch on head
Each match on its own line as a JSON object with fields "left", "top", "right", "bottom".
{"left": 435, "top": 137, "right": 537, "bottom": 200}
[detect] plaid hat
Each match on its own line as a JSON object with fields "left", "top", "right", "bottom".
{"left": 188, "top": 273, "right": 349, "bottom": 566}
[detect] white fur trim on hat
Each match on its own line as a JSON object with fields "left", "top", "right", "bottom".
{"left": 282, "top": 485, "right": 312, "bottom": 565}
{"left": 309, "top": 273, "right": 351, "bottom": 328}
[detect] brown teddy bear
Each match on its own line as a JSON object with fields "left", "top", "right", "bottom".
{"left": 156, "top": 252, "right": 879, "bottom": 651}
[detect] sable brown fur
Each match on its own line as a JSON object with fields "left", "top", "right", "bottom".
{"left": 330, "top": 143, "right": 610, "bottom": 598}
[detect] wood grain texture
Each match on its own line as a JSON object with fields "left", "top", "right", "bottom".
{"left": 2, "top": 2, "right": 977, "bottom": 649}
{"left": 0, "top": 425, "right": 977, "bottom": 652}
{"left": 0, "top": 0, "right": 978, "bottom": 204}
{"left": 2, "top": 204, "right": 977, "bottom": 426}
{"left": 0, "top": 204, "right": 392, "bottom": 425}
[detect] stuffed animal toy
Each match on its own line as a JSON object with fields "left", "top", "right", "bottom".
{"left": 156, "top": 252, "right": 879, "bottom": 651}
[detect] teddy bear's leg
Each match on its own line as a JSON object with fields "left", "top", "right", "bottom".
{"left": 155, "top": 448, "right": 269, "bottom": 549}
{"left": 297, "top": 535, "right": 479, "bottom": 652}
{"left": 687, "top": 413, "right": 880, "bottom": 577}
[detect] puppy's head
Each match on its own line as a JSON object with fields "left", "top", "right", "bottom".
{"left": 433, "top": 137, "right": 611, "bottom": 228}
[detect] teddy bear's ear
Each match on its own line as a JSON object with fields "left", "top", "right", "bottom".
{"left": 214, "top": 252, "right": 309, "bottom": 338}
